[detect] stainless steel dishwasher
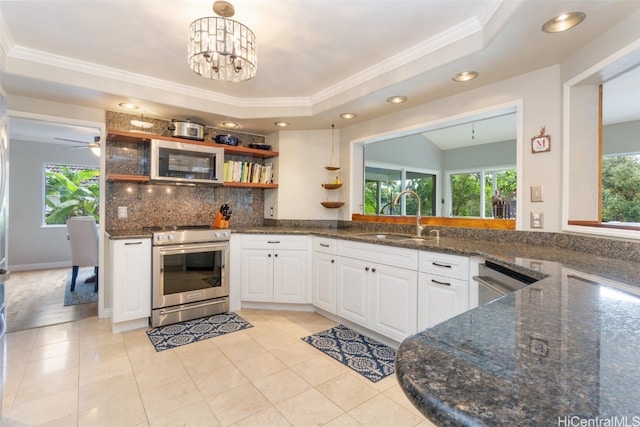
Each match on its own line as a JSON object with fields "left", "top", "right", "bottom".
{"left": 473, "top": 260, "right": 538, "bottom": 305}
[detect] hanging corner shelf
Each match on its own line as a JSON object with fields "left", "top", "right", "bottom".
{"left": 325, "top": 166, "right": 341, "bottom": 171}
{"left": 322, "top": 183, "right": 343, "bottom": 190}
{"left": 321, "top": 201, "right": 345, "bottom": 209}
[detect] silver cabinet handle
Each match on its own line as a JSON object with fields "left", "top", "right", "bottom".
{"left": 431, "top": 279, "right": 451, "bottom": 286}
{"left": 320, "top": 243, "right": 330, "bottom": 247}
{"left": 125, "top": 241, "right": 144, "bottom": 245}
{"left": 267, "top": 241, "right": 281, "bottom": 244}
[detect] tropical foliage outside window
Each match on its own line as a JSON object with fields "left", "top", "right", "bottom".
{"left": 364, "top": 167, "right": 436, "bottom": 216}
{"left": 601, "top": 154, "right": 640, "bottom": 223}
{"left": 44, "top": 164, "right": 99, "bottom": 225}
{"left": 450, "top": 168, "right": 516, "bottom": 218}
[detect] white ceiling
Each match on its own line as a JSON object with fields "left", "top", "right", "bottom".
{"left": 1, "top": 0, "right": 640, "bottom": 142}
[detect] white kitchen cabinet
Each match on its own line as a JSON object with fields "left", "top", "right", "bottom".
{"left": 418, "top": 251, "right": 470, "bottom": 330}
{"left": 312, "top": 237, "right": 338, "bottom": 313}
{"left": 239, "top": 234, "right": 309, "bottom": 304}
{"left": 337, "top": 240, "right": 418, "bottom": 342}
{"left": 108, "top": 238, "right": 151, "bottom": 332}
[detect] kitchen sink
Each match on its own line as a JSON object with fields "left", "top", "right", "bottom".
{"left": 358, "top": 233, "right": 434, "bottom": 243}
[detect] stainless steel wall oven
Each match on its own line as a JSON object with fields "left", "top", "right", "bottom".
{"left": 149, "top": 226, "right": 231, "bottom": 327}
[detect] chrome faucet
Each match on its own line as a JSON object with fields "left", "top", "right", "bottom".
{"left": 393, "top": 190, "right": 425, "bottom": 237}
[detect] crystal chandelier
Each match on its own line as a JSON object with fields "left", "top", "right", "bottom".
{"left": 188, "top": 1, "right": 257, "bottom": 82}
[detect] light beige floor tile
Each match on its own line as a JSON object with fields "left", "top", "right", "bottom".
{"left": 177, "top": 345, "right": 232, "bottom": 378}
{"left": 79, "top": 354, "right": 133, "bottom": 386}
{"left": 7, "top": 386, "right": 78, "bottom": 426}
{"left": 270, "top": 339, "right": 322, "bottom": 367}
{"left": 12, "top": 367, "right": 79, "bottom": 406}
{"left": 316, "top": 372, "right": 379, "bottom": 411}
{"left": 192, "top": 363, "right": 250, "bottom": 400}
{"left": 233, "top": 352, "right": 287, "bottom": 381}
{"left": 79, "top": 329, "right": 125, "bottom": 351}
{"left": 417, "top": 418, "right": 438, "bottom": 427}
{"left": 348, "top": 394, "right": 424, "bottom": 427}
{"left": 28, "top": 340, "right": 80, "bottom": 362}
{"left": 22, "top": 352, "right": 80, "bottom": 381}
{"left": 322, "top": 413, "right": 362, "bottom": 427}
{"left": 78, "top": 374, "right": 141, "bottom": 412}
{"left": 78, "top": 393, "right": 147, "bottom": 427}
{"left": 228, "top": 406, "right": 292, "bottom": 427}
{"left": 34, "top": 325, "right": 80, "bottom": 347}
{"left": 37, "top": 413, "right": 78, "bottom": 427}
{"left": 243, "top": 326, "right": 293, "bottom": 351}
{"left": 148, "top": 401, "right": 220, "bottom": 427}
{"left": 209, "top": 329, "right": 252, "bottom": 347}
{"left": 217, "top": 338, "right": 268, "bottom": 362}
{"left": 252, "top": 368, "right": 312, "bottom": 404}
{"left": 206, "top": 382, "right": 272, "bottom": 426}
{"left": 131, "top": 351, "right": 191, "bottom": 391}
{"left": 383, "top": 383, "right": 425, "bottom": 418}
{"left": 290, "top": 356, "right": 347, "bottom": 386}
{"left": 140, "top": 378, "right": 205, "bottom": 420}
{"left": 79, "top": 340, "right": 129, "bottom": 365}
{"left": 276, "top": 388, "right": 344, "bottom": 426}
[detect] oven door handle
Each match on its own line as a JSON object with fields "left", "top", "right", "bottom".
{"left": 158, "top": 298, "right": 228, "bottom": 315}
{"left": 157, "top": 243, "right": 227, "bottom": 255}
{"left": 472, "top": 275, "right": 511, "bottom": 297}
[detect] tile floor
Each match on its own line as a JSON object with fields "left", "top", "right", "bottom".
{"left": 0, "top": 309, "right": 436, "bottom": 426}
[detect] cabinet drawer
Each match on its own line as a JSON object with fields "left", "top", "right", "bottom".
{"left": 338, "top": 239, "right": 417, "bottom": 270}
{"left": 314, "top": 237, "right": 337, "bottom": 254}
{"left": 240, "top": 234, "right": 307, "bottom": 250}
{"left": 419, "top": 251, "right": 469, "bottom": 280}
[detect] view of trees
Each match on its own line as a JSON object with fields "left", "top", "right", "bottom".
{"left": 450, "top": 169, "right": 516, "bottom": 218}
{"left": 45, "top": 165, "right": 100, "bottom": 225}
{"left": 364, "top": 169, "right": 435, "bottom": 216}
{"left": 602, "top": 155, "right": 640, "bottom": 223}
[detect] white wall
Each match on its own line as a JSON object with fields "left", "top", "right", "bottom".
{"left": 265, "top": 129, "right": 342, "bottom": 220}
{"left": 342, "top": 65, "right": 562, "bottom": 231}
{"left": 8, "top": 139, "right": 99, "bottom": 270}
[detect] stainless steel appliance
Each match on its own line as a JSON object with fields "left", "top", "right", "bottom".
{"left": 473, "top": 260, "right": 538, "bottom": 305}
{"left": 150, "top": 139, "right": 224, "bottom": 185}
{"left": 149, "top": 225, "right": 231, "bottom": 327}
{"left": 170, "top": 119, "right": 205, "bottom": 141}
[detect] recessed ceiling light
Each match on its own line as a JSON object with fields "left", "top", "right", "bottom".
{"left": 340, "top": 113, "right": 357, "bottom": 119}
{"left": 386, "top": 96, "right": 407, "bottom": 104}
{"left": 221, "top": 121, "right": 239, "bottom": 129}
{"left": 542, "top": 12, "right": 586, "bottom": 33}
{"left": 453, "top": 71, "right": 479, "bottom": 82}
{"left": 274, "top": 121, "right": 289, "bottom": 127}
{"left": 119, "top": 102, "right": 139, "bottom": 110}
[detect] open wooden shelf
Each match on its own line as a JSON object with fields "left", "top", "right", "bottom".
{"left": 107, "top": 129, "right": 279, "bottom": 158}
{"left": 223, "top": 182, "right": 278, "bottom": 188}
{"left": 321, "top": 201, "right": 345, "bottom": 209}
{"left": 322, "top": 183, "right": 343, "bottom": 190}
{"left": 106, "top": 174, "right": 150, "bottom": 182}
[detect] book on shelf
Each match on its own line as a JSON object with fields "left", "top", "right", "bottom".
{"left": 223, "top": 160, "right": 273, "bottom": 184}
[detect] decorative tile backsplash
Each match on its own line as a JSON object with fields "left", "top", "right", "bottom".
{"left": 105, "top": 112, "right": 267, "bottom": 231}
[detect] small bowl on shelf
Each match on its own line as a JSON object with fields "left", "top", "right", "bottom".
{"left": 321, "top": 201, "right": 345, "bottom": 208}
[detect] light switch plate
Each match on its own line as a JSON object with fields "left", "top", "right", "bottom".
{"left": 118, "top": 206, "right": 128, "bottom": 219}
{"left": 530, "top": 212, "right": 543, "bottom": 228}
{"left": 531, "top": 185, "right": 543, "bottom": 202}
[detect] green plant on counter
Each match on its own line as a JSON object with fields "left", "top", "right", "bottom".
{"left": 45, "top": 165, "right": 100, "bottom": 224}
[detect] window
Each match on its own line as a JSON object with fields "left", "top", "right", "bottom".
{"left": 601, "top": 153, "right": 640, "bottom": 223}
{"left": 44, "top": 163, "right": 100, "bottom": 225}
{"left": 449, "top": 168, "right": 516, "bottom": 218}
{"left": 364, "top": 166, "right": 436, "bottom": 216}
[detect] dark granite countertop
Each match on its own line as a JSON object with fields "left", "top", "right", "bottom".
{"left": 107, "top": 224, "right": 640, "bottom": 426}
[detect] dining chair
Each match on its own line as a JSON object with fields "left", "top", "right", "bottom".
{"left": 65, "top": 216, "right": 99, "bottom": 292}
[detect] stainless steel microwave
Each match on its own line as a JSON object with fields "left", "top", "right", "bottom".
{"left": 150, "top": 139, "right": 224, "bottom": 185}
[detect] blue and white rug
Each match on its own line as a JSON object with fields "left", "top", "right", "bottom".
{"left": 146, "top": 312, "right": 253, "bottom": 352}
{"left": 301, "top": 325, "right": 396, "bottom": 382}
{"left": 63, "top": 268, "right": 98, "bottom": 306}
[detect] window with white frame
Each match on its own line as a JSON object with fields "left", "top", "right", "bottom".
{"left": 364, "top": 165, "right": 437, "bottom": 216}
{"left": 44, "top": 163, "right": 100, "bottom": 225}
{"left": 448, "top": 167, "right": 516, "bottom": 218}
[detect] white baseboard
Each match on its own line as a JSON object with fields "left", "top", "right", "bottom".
{"left": 8, "top": 261, "right": 70, "bottom": 272}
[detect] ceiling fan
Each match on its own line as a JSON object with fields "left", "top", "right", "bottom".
{"left": 56, "top": 135, "right": 101, "bottom": 150}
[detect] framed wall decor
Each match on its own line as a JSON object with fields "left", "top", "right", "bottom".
{"left": 531, "top": 127, "right": 550, "bottom": 153}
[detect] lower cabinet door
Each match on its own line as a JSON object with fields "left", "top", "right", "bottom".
{"left": 418, "top": 273, "right": 469, "bottom": 330}
{"left": 240, "top": 249, "right": 274, "bottom": 302}
{"left": 312, "top": 251, "right": 337, "bottom": 313}
{"left": 336, "top": 257, "right": 369, "bottom": 327}
{"left": 273, "top": 249, "right": 307, "bottom": 303}
{"left": 111, "top": 239, "right": 151, "bottom": 323}
{"left": 371, "top": 265, "right": 417, "bottom": 342}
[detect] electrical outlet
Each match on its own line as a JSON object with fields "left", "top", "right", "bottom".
{"left": 118, "top": 206, "right": 128, "bottom": 219}
{"left": 530, "top": 212, "right": 543, "bottom": 229}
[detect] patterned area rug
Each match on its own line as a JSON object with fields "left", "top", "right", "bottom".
{"left": 63, "top": 268, "right": 98, "bottom": 306}
{"left": 146, "top": 312, "right": 253, "bottom": 352}
{"left": 301, "top": 324, "right": 396, "bottom": 382}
